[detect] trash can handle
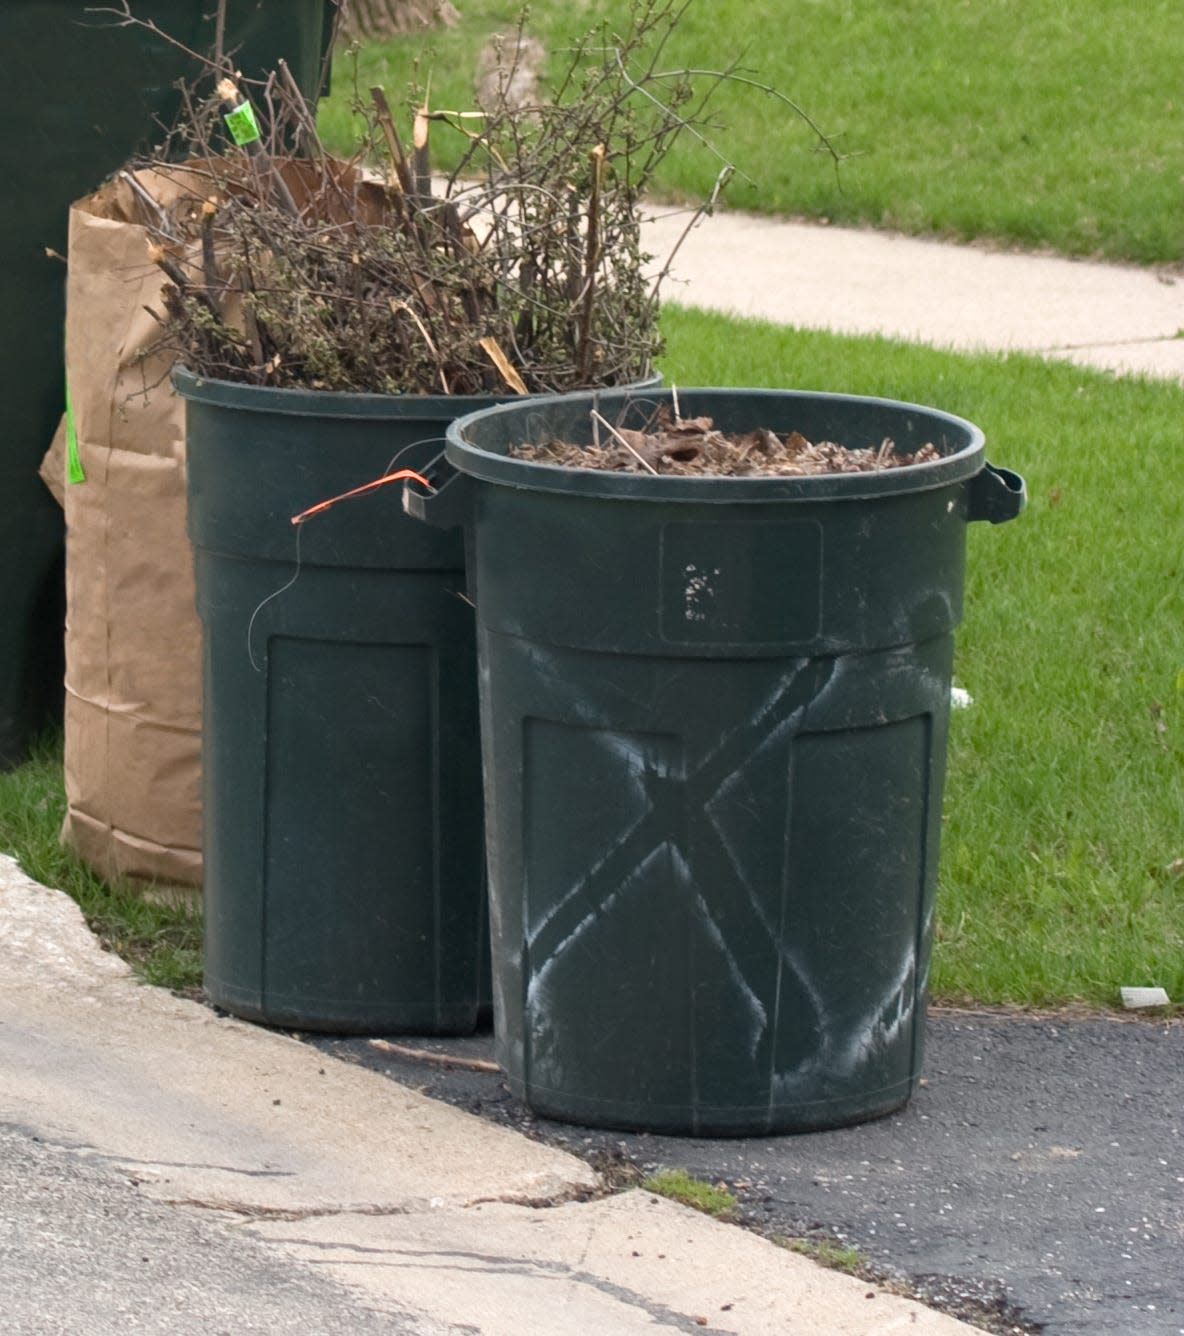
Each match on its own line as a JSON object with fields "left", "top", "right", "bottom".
{"left": 967, "top": 461, "right": 1026, "bottom": 524}
{"left": 402, "top": 452, "right": 474, "bottom": 529}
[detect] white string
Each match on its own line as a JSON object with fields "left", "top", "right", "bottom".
{"left": 246, "top": 522, "right": 304, "bottom": 674}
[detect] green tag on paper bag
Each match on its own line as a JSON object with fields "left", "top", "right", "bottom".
{"left": 65, "top": 377, "right": 85, "bottom": 484}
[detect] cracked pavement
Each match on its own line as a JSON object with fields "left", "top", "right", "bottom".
{"left": 0, "top": 854, "right": 984, "bottom": 1334}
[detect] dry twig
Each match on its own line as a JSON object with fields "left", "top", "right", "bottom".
{"left": 368, "top": 1038, "right": 501, "bottom": 1073}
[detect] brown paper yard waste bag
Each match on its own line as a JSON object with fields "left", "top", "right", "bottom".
{"left": 38, "top": 159, "right": 402, "bottom": 888}
{"left": 40, "top": 173, "right": 203, "bottom": 887}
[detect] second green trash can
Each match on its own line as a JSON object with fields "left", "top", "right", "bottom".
{"left": 178, "top": 372, "right": 492, "bottom": 1034}
{"left": 408, "top": 386, "right": 1025, "bottom": 1135}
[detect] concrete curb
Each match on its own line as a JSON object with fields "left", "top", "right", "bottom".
{"left": 0, "top": 855, "right": 595, "bottom": 1217}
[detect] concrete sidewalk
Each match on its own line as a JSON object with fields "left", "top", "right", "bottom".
{"left": 642, "top": 208, "right": 1184, "bottom": 380}
{"left": 0, "top": 854, "right": 986, "bottom": 1334}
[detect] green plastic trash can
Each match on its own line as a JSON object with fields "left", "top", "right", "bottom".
{"left": 407, "top": 386, "right": 1025, "bottom": 1134}
{"left": 0, "top": 1, "right": 334, "bottom": 768}
{"left": 177, "top": 371, "right": 497, "bottom": 1034}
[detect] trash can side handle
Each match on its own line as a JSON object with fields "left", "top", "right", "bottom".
{"left": 403, "top": 453, "right": 474, "bottom": 529}
{"left": 967, "top": 462, "right": 1026, "bottom": 524}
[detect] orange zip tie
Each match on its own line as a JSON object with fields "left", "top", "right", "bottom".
{"left": 290, "top": 468, "right": 432, "bottom": 525}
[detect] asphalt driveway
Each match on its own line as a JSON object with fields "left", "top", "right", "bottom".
{"left": 315, "top": 1008, "right": 1184, "bottom": 1336}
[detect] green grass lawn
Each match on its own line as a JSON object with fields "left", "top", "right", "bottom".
{"left": 320, "top": 0, "right": 1184, "bottom": 264}
{"left": 660, "top": 305, "right": 1184, "bottom": 1007}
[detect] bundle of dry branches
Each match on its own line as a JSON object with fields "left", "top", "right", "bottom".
{"left": 109, "top": 0, "right": 841, "bottom": 396}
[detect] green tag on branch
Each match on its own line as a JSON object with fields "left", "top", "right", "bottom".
{"left": 224, "top": 100, "right": 261, "bottom": 147}
{"left": 65, "top": 376, "right": 85, "bottom": 484}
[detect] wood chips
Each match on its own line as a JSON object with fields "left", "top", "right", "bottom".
{"left": 509, "top": 408, "right": 941, "bottom": 477}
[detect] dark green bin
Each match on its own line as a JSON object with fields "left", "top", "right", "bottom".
{"left": 0, "top": 1, "right": 334, "bottom": 769}
{"left": 176, "top": 370, "right": 492, "bottom": 1033}
{"left": 407, "top": 387, "right": 1025, "bottom": 1134}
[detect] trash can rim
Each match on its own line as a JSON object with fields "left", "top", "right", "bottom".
{"left": 172, "top": 366, "right": 528, "bottom": 423}
{"left": 444, "top": 386, "right": 987, "bottom": 503}
{"left": 172, "top": 368, "right": 664, "bottom": 423}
